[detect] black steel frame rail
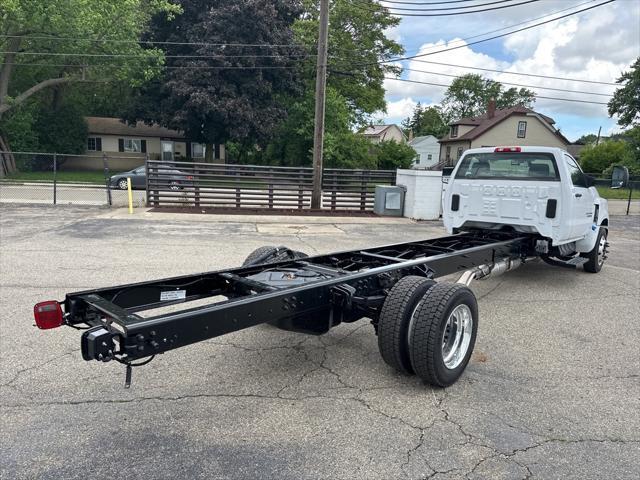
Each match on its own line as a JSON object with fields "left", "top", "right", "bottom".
{"left": 67, "top": 232, "right": 532, "bottom": 363}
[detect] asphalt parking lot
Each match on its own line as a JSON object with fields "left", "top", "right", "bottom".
{"left": 1, "top": 205, "right": 638, "bottom": 479}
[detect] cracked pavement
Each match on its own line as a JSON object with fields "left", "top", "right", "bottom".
{"left": 1, "top": 205, "right": 639, "bottom": 479}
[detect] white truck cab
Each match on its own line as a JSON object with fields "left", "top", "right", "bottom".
{"left": 443, "top": 146, "right": 610, "bottom": 272}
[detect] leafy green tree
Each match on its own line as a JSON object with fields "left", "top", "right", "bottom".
{"left": 579, "top": 141, "right": 637, "bottom": 175}
{"left": 402, "top": 103, "right": 448, "bottom": 139}
{"left": 574, "top": 133, "right": 599, "bottom": 145}
{"left": 264, "top": 86, "right": 374, "bottom": 169}
{"left": 373, "top": 140, "right": 415, "bottom": 170}
{"left": 441, "top": 74, "right": 535, "bottom": 121}
{"left": 125, "top": 0, "right": 303, "bottom": 161}
{"left": 608, "top": 58, "right": 639, "bottom": 128}
{"left": 0, "top": 0, "right": 179, "bottom": 119}
{"left": 295, "top": 0, "right": 403, "bottom": 121}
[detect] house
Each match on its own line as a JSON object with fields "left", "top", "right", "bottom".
{"left": 438, "top": 102, "right": 570, "bottom": 166}
{"left": 61, "top": 116, "right": 225, "bottom": 171}
{"left": 361, "top": 124, "right": 406, "bottom": 144}
{"left": 408, "top": 135, "right": 439, "bottom": 169}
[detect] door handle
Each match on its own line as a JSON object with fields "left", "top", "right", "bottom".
{"left": 575, "top": 193, "right": 582, "bottom": 198}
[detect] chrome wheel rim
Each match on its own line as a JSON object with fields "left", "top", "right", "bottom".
{"left": 170, "top": 182, "right": 179, "bottom": 191}
{"left": 597, "top": 233, "right": 607, "bottom": 267}
{"left": 118, "top": 180, "right": 128, "bottom": 190}
{"left": 441, "top": 304, "right": 473, "bottom": 370}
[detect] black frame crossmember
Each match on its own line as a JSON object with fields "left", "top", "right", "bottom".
{"left": 66, "top": 232, "right": 533, "bottom": 363}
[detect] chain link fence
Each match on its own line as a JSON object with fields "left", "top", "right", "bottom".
{"left": 0, "top": 151, "right": 147, "bottom": 207}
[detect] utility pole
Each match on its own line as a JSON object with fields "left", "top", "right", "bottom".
{"left": 596, "top": 126, "right": 602, "bottom": 145}
{"left": 311, "top": 0, "right": 330, "bottom": 210}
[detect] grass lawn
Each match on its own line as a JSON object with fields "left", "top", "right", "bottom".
{"left": 5, "top": 171, "right": 119, "bottom": 184}
{"left": 595, "top": 186, "right": 639, "bottom": 200}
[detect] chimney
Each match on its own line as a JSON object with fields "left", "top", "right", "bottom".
{"left": 488, "top": 98, "right": 496, "bottom": 118}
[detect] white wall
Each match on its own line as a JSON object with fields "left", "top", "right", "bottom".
{"left": 410, "top": 137, "right": 440, "bottom": 168}
{"left": 396, "top": 169, "right": 443, "bottom": 220}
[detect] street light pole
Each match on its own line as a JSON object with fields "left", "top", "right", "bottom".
{"left": 311, "top": 0, "right": 330, "bottom": 210}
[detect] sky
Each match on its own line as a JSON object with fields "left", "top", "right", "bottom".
{"left": 379, "top": 0, "right": 640, "bottom": 142}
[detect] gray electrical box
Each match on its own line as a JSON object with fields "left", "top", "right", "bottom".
{"left": 374, "top": 185, "right": 406, "bottom": 216}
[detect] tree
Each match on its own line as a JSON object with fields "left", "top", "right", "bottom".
{"left": 264, "top": 86, "right": 374, "bottom": 169}
{"left": 295, "top": 0, "right": 403, "bottom": 122}
{"left": 608, "top": 58, "right": 640, "bottom": 128}
{"left": 575, "top": 133, "right": 599, "bottom": 145}
{"left": 579, "top": 140, "right": 638, "bottom": 175}
{"left": 0, "top": 0, "right": 178, "bottom": 118}
{"left": 402, "top": 103, "right": 448, "bottom": 139}
{"left": 441, "top": 74, "right": 535, "bottom": 121}
{"left": 125, "top": 0, "right": 303, "bottom": 161}
{"left": 0, "top": 0, "right": 178, "bottom": 175}
{"left": 373, "top": 140, "right": 415, "bottom": 170}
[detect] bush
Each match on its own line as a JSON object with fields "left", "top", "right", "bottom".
{"left": 372, "top": 140, "right": 416, "bottom": 170}
{"left": 579, "top": 141, "right": 635, "bottom": 175}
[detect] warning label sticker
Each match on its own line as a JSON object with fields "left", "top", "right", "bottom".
{"left": 160, "top": 290, "right": 187, "bottom": 301}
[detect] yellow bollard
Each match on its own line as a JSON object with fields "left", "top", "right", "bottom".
{"left": 127, "top": 177, "right": 133, "bottom": 214}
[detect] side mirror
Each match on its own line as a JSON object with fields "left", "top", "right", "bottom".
{"left": 584, "top": 174, "right": 595, "bottom": 188}
{"left": 611, "top": 165, "right": 629, "bottom": 189}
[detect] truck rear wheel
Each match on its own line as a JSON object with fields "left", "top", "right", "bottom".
{"left": 242, "top": 246, "right": 307, "bottom": 267}
{"left": 581, "top": 227, "right": 607, "bottom": 273}
{"left": 377, "top": 276, "right": 436, "bottom": 375}
{"left": 408, "top": 283, "right": 478, "bottom": 387}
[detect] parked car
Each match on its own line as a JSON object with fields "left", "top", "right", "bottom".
{"left": 109, "top": 165, "right": 193, "bottom": 190}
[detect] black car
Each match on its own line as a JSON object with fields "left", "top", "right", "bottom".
{"left": 109, "top": 165, "right": 193, "bottom": 190}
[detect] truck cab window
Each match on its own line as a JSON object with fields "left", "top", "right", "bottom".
{"left": 564, "top": 155, "right": 587, "bottom": 188}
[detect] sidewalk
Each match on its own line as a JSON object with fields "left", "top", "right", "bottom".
{"left": 608, "top": 199, "right": 639, "bottom": 215}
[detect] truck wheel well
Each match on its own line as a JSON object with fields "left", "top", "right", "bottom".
{"left": 600, "top": 218, "right": 609, "bottom": 227}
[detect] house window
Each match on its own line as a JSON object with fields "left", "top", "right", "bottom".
{"left": 446, "top": 146, "right": 451, "bottom": 160}
{"left": 124, "top": 139, "right": 141, "bottom": 152}
{"left": 427, "top": 154, "right": 432, "bottom": 161}
{"left": 87, "top": 137, "right": 102, "bottom": 152}
{"left": 191, "top": 143, "right": 205, "bottom": 158}
{"left": 517, "top": 121, "right": 527, "bottom": 138}
{"left": 451, "top": 125, "right": 458, "bottom": 138}
{"left": 457, "top": 147, "right": 464, "bottom": 159}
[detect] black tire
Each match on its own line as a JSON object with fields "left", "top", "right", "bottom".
{"left": 242, "top": 246, "right": 307, "bottom": 267}
{"left": 377, "top": 276, "right": 436, "bottom": 375}
{"left": 117, "top": 178, "right": 128, "bottom": 190}
{"left": 409, "top": 282, "right": 478, "bottom": 387}
{"left": 581, "top": 227, "right": 607, "bottom": 273}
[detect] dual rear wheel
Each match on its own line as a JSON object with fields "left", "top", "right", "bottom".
{"left": 377, "top": 276, "right": 478, "bottom": 387}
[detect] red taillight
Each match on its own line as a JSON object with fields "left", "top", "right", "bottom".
{"left": 186, "top": 175, "right": 194, "bottom": 180}
{"left": 34, "top": 301, "right": 64, "bottom": 329}
{"left": 494, "top": 147, "right": 521, "bottom": 152}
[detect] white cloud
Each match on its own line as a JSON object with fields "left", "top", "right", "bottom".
{"left": 383, "top": 0, "right": 640, "bottom": 134}
{"left": 385, "top": 97, "right": 418, "bottom": 119}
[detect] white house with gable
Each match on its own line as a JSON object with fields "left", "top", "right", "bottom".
{"left": 408, "top": 135, "right": 439, "bottom": 169}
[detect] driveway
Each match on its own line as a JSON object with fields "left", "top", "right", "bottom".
{"left": 1, "top": 206, "right": 638, "bottom": 479}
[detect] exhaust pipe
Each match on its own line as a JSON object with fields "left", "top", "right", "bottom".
{"left": 457, "top": 257, "right": 523, "bottom": 286}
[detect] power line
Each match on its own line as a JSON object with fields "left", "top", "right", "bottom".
{"left": 379, "top": 0, "right": 498, "bottom": 4}
{"left": 1, "top": 51, "right": 315, "bottom": 59}
{"left": 387, "top": 0, "right": 597, "bottom": 59}
{"left": 4, "top": 62, "right": 306, "bottom": 70}
{"left": 383, "top": 77, "right": 610, "bottom": 105}
{"left": 405, "top": 60, "right": 619, "bottom": 86}
{"left": 402, "top": 68, "right": 614, "bottom": 96}
{"left": 364, "top": 0, "right": 529, "bottom": 12}
{"left": 0, "top": 34, "right": 311, "bottom": 50}
{"left": 352, "top": 0, "right": 541, "bottom": 16}
{"left": 380, "top": 0, "right": 616, "bottom": 63}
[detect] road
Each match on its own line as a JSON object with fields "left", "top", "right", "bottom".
{"left": 1, "top": 205, "right": 638, "bottom": 479}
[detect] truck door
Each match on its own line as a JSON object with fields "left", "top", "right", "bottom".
{"left": 564, "top": 155, "right": 593, "bottom": 240}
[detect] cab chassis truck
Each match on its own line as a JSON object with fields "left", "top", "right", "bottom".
{"left": 33, "top": 147, "right": 629, "bottom": 388}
